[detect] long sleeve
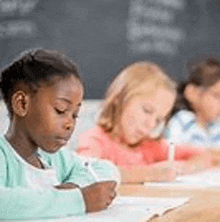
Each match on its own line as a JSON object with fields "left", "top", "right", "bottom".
{"left": 57, "top": 150, "right": 121, "bottom": 187}
{"left": 175, "top": 144, "right": 206, "bottom": 160}
{"left": 158, "top": 139, "right": 206, "bottom": 161}
{"left": 0, "top": 186, "right": 85, "bottom": 220}
{"left": 0, "top": 150, "right": 86, "bottom": 220}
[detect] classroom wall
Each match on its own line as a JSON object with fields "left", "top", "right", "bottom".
{"left": 0, "top": 0, "right": 219, "bottom": 99}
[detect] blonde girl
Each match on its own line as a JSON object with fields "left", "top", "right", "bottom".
{"left": 78, "top": 61, "right": 215, "bottom": 183}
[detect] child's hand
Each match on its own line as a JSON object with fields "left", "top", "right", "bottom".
{"left": 183, "top": 151, "right": 213, "bottom": 173}
{"left": 156, "top": 167, "right": 177, "bottom": 182}
{"left": 146, "top": 161, "right": 184, "bottom": 182}
{"left": 209, "top": 148, "right": 220, "bottom": 166}
{"left": 81, "top": 181, "right": 117, "bottom": 213}
{"left": 54, "top": 182, "right": 79, "bottom": 190}
{"left": 149, "top": 166, "right": 177, "bottom": 182}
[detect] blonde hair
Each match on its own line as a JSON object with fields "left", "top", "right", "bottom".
{"left": 98, "top": 61, "right": 176, "bottom": 132}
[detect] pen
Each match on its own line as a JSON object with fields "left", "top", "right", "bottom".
{"left": 168, "top": 141, "right": 175, "bottom": 168}
{"left": 84, "top": 160, "right": 99, "bottom": 182}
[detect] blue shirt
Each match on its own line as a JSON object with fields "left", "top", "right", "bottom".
{"left": 166, "top": 110, "right": 220, "bottom": 148}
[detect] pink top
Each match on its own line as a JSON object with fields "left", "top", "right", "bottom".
{"left": 77, "top": 126, "right": 206, "bottom": 169}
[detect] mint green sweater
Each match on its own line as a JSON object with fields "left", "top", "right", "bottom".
{"left": 0, "top": 136, "right": 119, "bottom": 220}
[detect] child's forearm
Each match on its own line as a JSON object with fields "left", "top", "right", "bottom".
{"left": 182, "top": 152, "right": 213, "bottom": 174}
{"left": 119, "top": 163, "right": 176, "bottom": 183}
{"left": 119, "top": 166, "right": 148, "bottom": 183}
{"left": 208, "top": 148, "right": 220, "bottom": 166}
{"left": 0, "top": 186, "right": 85, "bottom": 220}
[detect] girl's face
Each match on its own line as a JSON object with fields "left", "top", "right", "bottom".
{"left": 24, "top": 75, "right": 83, "bottom": 153}
{"left": 196, "top": 80, "right": 220, "bottom": 124}
{"left": 117, "top": 88, "right": 176, "bottom": 146}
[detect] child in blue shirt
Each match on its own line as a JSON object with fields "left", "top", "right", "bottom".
{"left": 0, "top": 49, "right": 119, "bottom": 220}
{"left": 167, "top": 56, "right": 220, "bottom": 149}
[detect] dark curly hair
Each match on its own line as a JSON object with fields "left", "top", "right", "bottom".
{"left": 0, "top": 49, "right": 84, "bottom": 119}
{"left": 171, "top": 55, "right": 220, "bottom": 116}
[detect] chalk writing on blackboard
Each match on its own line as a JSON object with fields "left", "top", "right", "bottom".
{"left": 127, "top": 0, "right": 186, "bottom": 55}
{"left": 0, "top": 0, "right": 39, "bottom": 16}
{"left": 0, "top": 20, "right": 38, "bottom": 39}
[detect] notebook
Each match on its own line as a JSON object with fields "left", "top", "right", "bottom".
{"left": 3, "top": 196, "right": 189, "bottom": 222}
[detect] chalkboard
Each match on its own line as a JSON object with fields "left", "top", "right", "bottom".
{"left": 0, "top": 0, "right": 219, "bottom": 99}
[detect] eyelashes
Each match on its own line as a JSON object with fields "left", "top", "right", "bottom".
{"left": 55, "top": 108, "right": 66, "bottom": 115}
{"left": 142, "top": 107, "right": 154, "bottom": 114}
{"left": 142, "top": 106, "right": 168, "bottom": 124}
{"left": 54, "top": 108, "right": 79, "bottom": 119}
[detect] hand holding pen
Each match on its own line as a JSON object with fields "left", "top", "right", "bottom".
{"left": 81, "top": 181, "right": 117, "bottom": 212}
{"left": 150, "top": 141, "right": 178, "bottom": 182}
{"left": 81, "top": 159, "right": 117, "bottom": 212}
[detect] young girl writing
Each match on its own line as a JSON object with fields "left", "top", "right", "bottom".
{"left": 167, "top": 56, "right": 220, "bottom": 149}
{"left": 77, "top": 61, "right": 215, "bottom": 183}
{"left": 0, "top": 49, "right": 119, "bottom": 220}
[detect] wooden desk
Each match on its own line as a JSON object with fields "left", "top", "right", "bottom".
{"left": 118, "top": 184, "right": 220, "bottom": 222}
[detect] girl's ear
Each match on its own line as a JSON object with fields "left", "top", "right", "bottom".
{"left": 184, "top": 84, "right": 199, "bottom": 104}
{"left": 11, "top": 91, "right": 30, "bottom": 117}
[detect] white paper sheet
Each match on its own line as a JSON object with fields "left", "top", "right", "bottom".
{"left": 2, "top": 196, "right": 189, "bottom": 222}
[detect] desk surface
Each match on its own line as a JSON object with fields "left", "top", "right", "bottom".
{"left": 3, "top": 184, "right": 220, "bottom": 222}
{"left": 118, "top": 184, "right": 220, "bottom": 222}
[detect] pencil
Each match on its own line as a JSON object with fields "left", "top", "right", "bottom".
{"left": 84, "top": 160, "right": 99, "bottom": 182}
{"left": 168, "top": 141, "right": 175, "bottom": 167}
